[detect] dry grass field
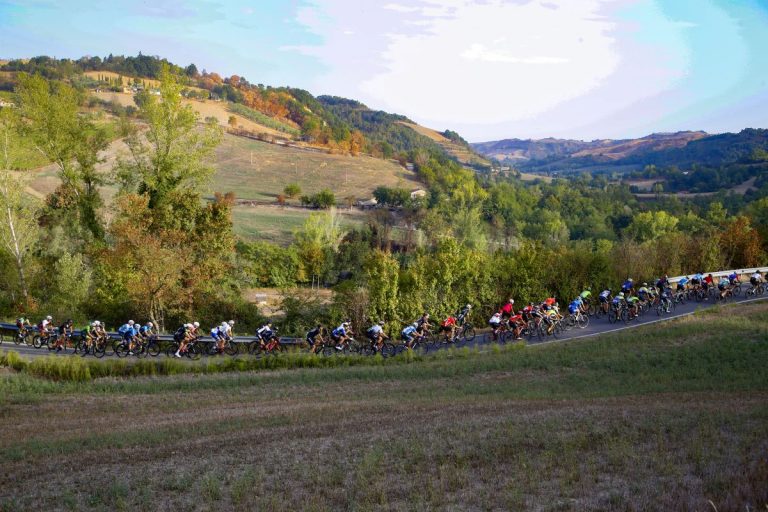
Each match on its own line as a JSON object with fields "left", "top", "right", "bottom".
{"left": 214, "top": 135, "right": 420, "bottom": 201}
{"left": 90, "top": 91, "right": 287, "bottom": 137}
{"left": 21, "top": 132, "right": 417, "bottom": 243}
{"left": 1, "top": 301, "right": 767, "bottom": 511}
{"left": 399, "top": 122, "right": 491, "bottom": 168}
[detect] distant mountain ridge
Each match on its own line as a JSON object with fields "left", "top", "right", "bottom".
{"left": 472, "top": 131, "right": 708, "bottom": 166}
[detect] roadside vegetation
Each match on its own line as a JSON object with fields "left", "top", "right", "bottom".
{"left": 0, "top": 301, "right": 766, "bottom": 510}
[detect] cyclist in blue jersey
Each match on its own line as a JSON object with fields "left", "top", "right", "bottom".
{"left": 331, "top": 321, "right": 353, "bottom": 350}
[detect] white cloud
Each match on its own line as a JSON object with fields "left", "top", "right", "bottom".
{"left": 361, "top": 0, "right": 621, "bottom": 124}
{"left": 289, "top": 0, "right": 699, "bottom": 138}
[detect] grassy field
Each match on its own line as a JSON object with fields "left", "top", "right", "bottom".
{"left": 1, "top": 301, "right": 767, "bottom": 511}
{"left": 232, "top": 205, "right": 366, "bottom": 245}
{"left": 20, "top": 131, "right": 414, "bottom": 243}
{"left": 213, "top": 135, "right": 420, "bottom": 201}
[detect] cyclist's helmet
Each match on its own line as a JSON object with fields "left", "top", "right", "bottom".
{"left": 46, "top": 315, "right": 52, "bottom": 320}
{"left": 412, "top": 322, "right": 419, "bottom": 329}
{"left": 66, "top": 319, "right": 72, "bottom": 324}
{"left": 378, "top": 320, "right": 385, "bottom": 325}
{"left": 193, "top": 321, "right": 200, "bottom": 328}
{"left": 147, "top": 322, "right": 154, "bottom": 328}
{"left": 466, "top": 304, "right": 472, "bottom": 309}
{"left": 228, "top": 320, "right": 235, "bottom": 326}
{"left": 128, "top": 320, "right": 135, "bottom": 325}
{"left": 643, "top": 282, "right": 647, "bottom": 287}
{"left": 618, "top": 292, "right": 625, "bottom": 297}
{"left": 628, "top": 278, "right": 633, "bottom": 282}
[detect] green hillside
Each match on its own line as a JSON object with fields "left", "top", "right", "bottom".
{"left": 1, "top": 55, "right": 488, "bottom": 166}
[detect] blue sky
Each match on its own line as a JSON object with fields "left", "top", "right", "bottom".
{"left": 1, "top": 0, "right": 767, "bottom": 142}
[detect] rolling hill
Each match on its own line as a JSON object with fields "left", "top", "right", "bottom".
{"left": 21, "top": 132, "right": 419, "bottom": 244}
{"left": 472, "top": 131, "right": 708, "bottom": 170}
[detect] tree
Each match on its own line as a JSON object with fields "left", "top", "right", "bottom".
{"left": 49, "top": 252, "right": 91, "bottom": 320}
{"left": 284, "top": 183, "right": 302, "bottom": 199}
{"left": 15, "top": 73, "right": 109, "bottom": 241}
{"left": 98, "top": 194, "right": 191, "bottom": 330}
{"left": 116, "top": 64, "right": 223, "bottom": 219}
{"left": 364, "top": 249, "right": 399, "bottom": 324}
{"left": 623, "top": 210, "right": 679, "bottom": 242}
{"left": 228, "top": 115, "right": 237, "bottom": 128}
{"left": 0, "top": 108, "right": 39, "bottom": 303}
{"left": 294, "top": 208, "right": 345, "bottom": 284}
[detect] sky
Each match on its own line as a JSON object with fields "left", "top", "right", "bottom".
{"left": 1, "top": 0, "right": 767, "bottom": 142}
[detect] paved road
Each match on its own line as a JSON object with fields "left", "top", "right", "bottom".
{"left": 3, "top": 290, "right": 766, "bottom": 361}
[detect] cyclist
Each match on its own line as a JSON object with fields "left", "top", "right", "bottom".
{"left": 39, "top": 315, "right": 54, "bottom": 340}
{"left": 414, "top": 312, "right": 431, "bottom": 338}
{"left": 598, "top": 289, "right": 612, "bottom": 313}
{"left": 676, "top": 275, "right": 689, "bottom": 292}
{"left": 118, "top": 320, "right": 137, "bottom": 354}
{"left": 691, "top": 272, "right": 704, "bottom": 290}
{"left": 15, "top": 317, "right": 31, "bottom": 343}
{"left": 211, "top": 320, "right": 234, "bottom": 353}
{"left": 256, "top": 322, "right": 276, "bottom": 349}
{"left": 728, "top": 271, "right": 740, "bottom": 285}
{"left": 750, "top": 271, "right": 763, "bottom": 286}
{"left": 53, "top": 319, "right": 74, "bottom": 352}
{"left": 366, "top": 321, "right": 388, "bottom": 352}
{"left": 439, "top": 315, "right": 457, "bottom": 340}
{"left": 331, "top": 321, "right": 353, "bottom": 350}
{"left": 578, "top": 288, "right": 592, "bottom": 313}
{"left": 500, "top": 299, "right": 515, "bottom": 319}
{"left": 456, "top": 304, "right": 472, "bottom": 326}
{"left": 508, "top": 311, "right": 526, "bottom": 340}
{"left": 637, "top": 283, "right": 651, "bottom": 303}
{"left": 703, "top": 274, "right": 714, "bottom": 294}
{"left": 172, "top": 323, "right": 193, "bottom": 358}
{"left": 488, "top": 311, "right": 503, "bottom": 340}
{"left": 567, "top": 299, "right": 581, "bottom": 317}
{"left": 626, "top": 294, "right": 641, "bottom": 319}
{"left": 401, "top": 322, "right": 419, "bottom": 349}
{"left": 621, "top": 278, "right": 634, "bottom": 296}
{"left": 138, "top": 322, "right": 155, "bottom": 350}
{"left": 139, "top": 321, "right": 154, "bottom": 338}
{"left": 306, "top": 324, "right": 324, "bottom": 353}
{"left": 80, "top": 321, "right": 94, "bottom": 349}
{"left": 717, "top": 276, "right": 731, "bottom": 300}
{"left": 656, "top": 275, "right": 670, "bottom": 295}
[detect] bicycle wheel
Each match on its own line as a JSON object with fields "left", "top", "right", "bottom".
{"left": 462, "top": 325, "right": 476, "bottom": 343}
{"left": 225, "top": 342, "right": 239, "bottom": 356}
{"left": 93, "top": 343, "right": 106, "bottom": 358}
{"left": 577, "top": 314, "right": 589, "bottom": 329}
{"left": 248, "top": 341, "right": 262, "bottom": 356}
{"left": 32, "top": 335, "right": 44, "bottom": 349}
{"left": 146, "top": 340, "right": 161, "bottom": 357}
{"left": 187, "top": 344, "right": 202, "bottom": 361}
{"left": 732, "top": 284, "right": 742, "bottom": 297}
{"left": 586, "top": 303, "right": 597, "bottom": 317}
{"left": 620, "top": 309, "right": 629, "bottom": 324}
{"left": 381, "top": 342, "right": 396, "bottom": 358}
{"left": 115, "top": 343, "right": 129, "bottom": 358}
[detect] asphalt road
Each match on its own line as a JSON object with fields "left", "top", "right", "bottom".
{"left": 2, "top": 289, "right": 766, "bottom": 361}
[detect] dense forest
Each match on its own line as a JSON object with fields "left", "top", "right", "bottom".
{"left": 0, "top": 57, "right": 765, "bottom": 337}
